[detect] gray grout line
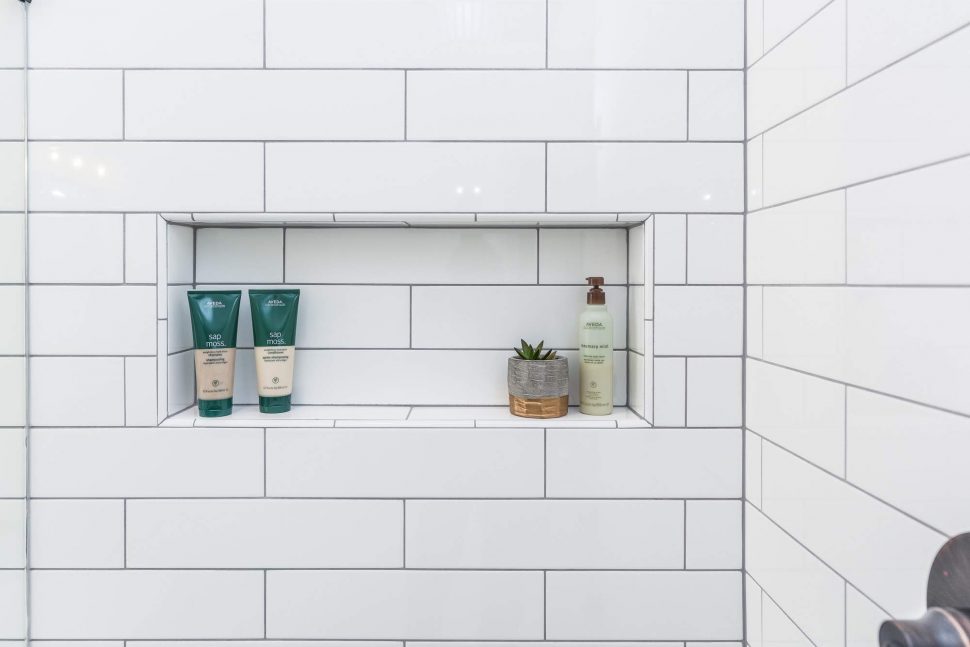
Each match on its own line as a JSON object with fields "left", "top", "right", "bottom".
{"left": 748, "top": 356, "right": 970, "bottom": 420}
{"left": 748, "top": 427, "right": 949, "bottom": 538}
{"left": 748, "top": 19, "right": 970, "bottom": 140}
{"left": 747, "top": 0, "right": 837, "bottom": 70}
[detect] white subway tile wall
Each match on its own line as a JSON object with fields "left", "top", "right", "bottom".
{"left": 12, "top": 0, "right": 747, "bottom": 643}
{"left": 746, "top": 3, "right": 970, "bottom": 645}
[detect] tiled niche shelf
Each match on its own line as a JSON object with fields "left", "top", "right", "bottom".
{"left": 158, "top": 212, "right": 654, "bottom": 429}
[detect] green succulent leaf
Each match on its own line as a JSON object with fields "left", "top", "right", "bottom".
{"left": 514, "top": 340, "right": 558, "bottom": 360}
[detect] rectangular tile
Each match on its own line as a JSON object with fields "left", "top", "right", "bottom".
{"left": 745, "top": 431, "right": 763, "bottom": 508}
{"left": 746, "top": 360, "right": 845, "bottom": 476}
{"left": 686, "top": 500, "right": 741, "bottom": 569}
{"left": 548, "top": 143, "right": 743, "bottom": 213}
{"left": 761, "top": 442, "right": 945, "bottom": 617}
{"left": 847, "top": 157, "right": 970, "bottom": 284}
{"left": 761, "top": 595, "right": 813, "bottom": 647}
{"left": 408, "top": 71, "right": 686, "bottom": 140}
{"left": 747, "top": 192, "right": 846, "bottom": 284}
{"left": 167, "top": 286, "right": 192, "bottom": 352}
{"left": 548, "top": 0, "right": 743, "bottom": 69}
{"left": 546, "top": 571, "right": 742, "bottom": 640}
{"left": 747, "top": 136, "right": 764, "bottom": 210}
{"left": 0, "top": 71, "right": 24, "bottom": 140}
{"left": 539, "top": 228, "right": 629, "bottom": 285}
{"left": 30, "top": 357, "right": 124, "bottom": 427}
{"left": 267, "top": 570, "right": 543, "bottom": 639}
{"left": 128, "top": 499, "right": 402, "bottom": 568}
{"left": 412, "top": 286, "right": 627, "bottom": 350}
{"left": 655, "top": 286, "right": 743, "bottom": 355}
{"left": 266, "top": 0, "right": 546, "bottom": 68}
{"left": 0, "top": 0, "right": 24, "bottom": 67}
{"left": 29, "top": 70, "right": 122, "bottom": 140}
{"left": 406, "top": 500, "right": 683, "bottom": 569}
{"left": 167, "top": 350, "right": 195, "bottom": 415}
{"left": 28, "top": 0, "right": 262, "bottom": 67}
{"left": 762, "top": 28, "right": 970, "bottom": 206}
{"left": 267, "top": 143, "right": 544, "bottom": 212}
{"left": 126, "top": 356, "right": 160, "bottom": 427}
{"left": 0, "top": 358, "right": 26, "bottom": 427}
{"left": 0, "top": 214, "right": 24, "bottom": 283}
{"left": 687, "top": 357, "right": 742, "bottom": 427}
{"left": 30, "top": 286, "right": 155, "bottom": 355}
{"left": 0, "top": 429, "right": 25, "bottom": 497}
{"left": 0, "top": 500, "right": 25, "bottom": 568}
{"left": 747, "top": 287, "right": 764, "bottom": 358}
{"left": 0, "top": 143, "right": 25, "bottom": 212}
{"left": 166, "top": 223, "right": 194, "bottom": 285}
{"left": 30, "top": 500, "right": 124, "bottom": 568}
{"left": 267, "top": 427, "right": 543, "bottom": 497}
{"left": 846, "top": 585, "right": 889, "bottom": 647}
{"left": 688, "top": 71, "right": 744, "bottom": 141}
{"left": 195, "top": 228, "right": 283, "bottom": 283}
{"left": 292, "top": 349, "right": 626, "bottom": 406}
{"left": 547, "top": 428, "right": 741, "bottom": 498}
{"left": 847, "top": 388, "right": 970, "bottom": 535}
{"left": 285, "top": 228, "right": 536, "bottom": 284}
{"left": 30, "top": 142, "right": 263, "bottom": 212}
{"left": 653, "top": 357, "right": 686, "bottom": 427}
{"left": 31, "top": 570, "right": 263, "bottom": 639}
{"left": 31, "top": 428, "right": 263, "bottom": 497}
{"left": 745, "top": 576, "right": 763, "bottom": 647}
{"left": 746, "top": 504, "right": 844, "bottom": 647}
{"left": 0, "top": 287, "right": 24, "bottom": 355}
{"left": 847, "top": 0, "right": 970, "bottom": 83}
{"left": 124, "top": 213, "right": 157, "bottom": 284}
{"left": 654, "top": 213, "right": 686, "bottom": 284}
{"left": 761, "top": 287, "right": 970, "bottom": 415}
{"left": 687, "top": 213, "right": 743, "bottom": 284}
{"left": 126, "top": 71, "right": 403, "bottom": 140}
{"left": 28, "top": 213, "right": 123, "bottom": 284}
{"left": 0, "top": 571, "right": 25, "bottom": 639}
{"left": 748, "top": 1, "right": 845, "bottom": 136}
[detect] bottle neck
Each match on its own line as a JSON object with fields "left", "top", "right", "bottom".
{"left": 585, "top": 303, "right": 607, "bottom": 310}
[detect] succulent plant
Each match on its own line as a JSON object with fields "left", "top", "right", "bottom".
{"left": 513, "top": 339, "right": 558, "bottom": 361}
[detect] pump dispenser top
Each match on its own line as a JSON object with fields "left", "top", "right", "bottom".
{"left": 586, "top": 276, "right": 606, "bottom": 305}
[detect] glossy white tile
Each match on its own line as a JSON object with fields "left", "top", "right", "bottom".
{"left": 761, "top": 442, "right": 946, "bottom": 617}
{"left": 546, "top": 571, "right": 742, "bottom": 640}
{"left": 686, "top": 500, "right": 741, "bottom": 569}
{"left": 413, "top": 286, "right": 627, "bottom": 350}
{"left": 747, "top": 0, "right": 845, "bottom": 136}
{"left": 167, "top": 350, "right": 195, "bottom": 416}
{"left": 0, "top": 71, "right": 24, "bottom": 140}
{"left": 0, "top": 215, "right": 24, "bottom": 283}
{"left": 29, "top": 357, "right": 124, "bottom": 427}
{"left": 0, "top": 500, "right": 25, "bottom": 568}
{"left": 847, "top": 0, "right": 970, "bottom": 83}
{"left": 687, "top": 214, "right": 743, "bottom": 284}
{"left": 655, "top": 287, "right": 743, "bottom": 355}
{"left": 0, "top": 358, "right": 26, "bottom": 428}
{"left": 746, "top": 360, "right": 845, "bottom": 476}
{"left": 0, "top": 571, "right": 25, "bottom": 639}
{"left": 546, "top": 428, "right": 741, "bottom": 498}
{"left": 686, "top": 357, "right": 742, "bottom": 427}
{"left": 267, "top": 428, "right": 543, "bottom": 498}
{"left": 125, "top": 356, "right": 158, "bottom": 427}
{"left": 30, "top": 500, "right": 124, "bottom": 568}
{"left": 166, "top": 223, "right": 194, "bottom": 285}
{"left": 747, "top": 288, "right": 764, "bottom": 358}
{"left": 761, "top": 0, "right": 831, "bottom": 52}
{"left": 653, "top": 357, "right": 686, "bottom": 427}
{"left": 126, "top": 71, "right": 403, "bottom": 140}
{"left": 0, "top": 429, "right": 25, "bottom": 498}
{"left": 747, "top": 136, "right": 764, "bottom": 211}
{"left": 266, "top": 0, "right": 546, "bottom": 68}
{"left": 0, "top": 287, "right": 24, "bottom": 355}
{"left": 747, "top": 191, "right": 846, "bottom": 284}
{"left": 408, "top": 71, "right": 686, "bottom": 141}
{"left": 0, "top": 1, "right": 24, "bottom": 67}
{"left": 267, "top": 570, "right": 543, "bottom": 639}
{"left": 847, "top": 388, "right": 970, "bottom": 535}
{"left": 653, "top": 214, "right": 687, "bottom": 284}
{"left": 539, "top": 228, "right": 629, "bottom": 285}
{"left": 689, "top": 71, "right": 744, "bottom": 141}
{"left": 29, "top": 70, "right": 123, "bottom": 140}
{"left": 847, "top": 157, "right": 970, "bottom": 284}
{"left": 548, "top": 0, "right": 744, "bottom": 69}
{"left": 846, "top": 585, "right": 889, "bottom": 647}
{"left": 30, "top": 428, "right": 263, "bottom": 498}
{"left": 30, "top": 286, "right": 155, "bottom": 355}
{"left": 745, "top": 431, "right": 763, "bottom": 508}
{"left": 124, "top": 213, "right": 157, "bottom": 284}
{"left": 406, "top": 500, "right": 684, "bottom": 569}
{"left": 30, "top": 142, "right": 263, "bottom": 212}
{"left": 195, "top": 228, "right": 283, "bottom": 283}
{"left": 267, "top": 143, "right": 544, "bottom": 212}
{"left": 548, "top": 143, "right": 744, "bottom": 213}
{"left": 28, "top": 0, "right": 262, "bottom": 67}
{"left": 0, "top": 143, "right": 25, "bottom": 212}
{"left": 746, "top": 505, "right": 844, "bottom": 647}
{"left": 286, "top": 228, "right": 536, "bottom": 284}
{"left": 127, "top": 500, "right": 402, "bottom": 568}
{"left": 28, "top": 213, "right": 123, "bottom": 284}
{"left": 31, "top": 570, "right": 264, "bottom": 639}
{"left": 761, "top": 595, "right": 814, "bottom": 647}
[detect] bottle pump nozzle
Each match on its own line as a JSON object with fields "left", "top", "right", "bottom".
{"left": 586, "top": 276, "right": 606, "bottom": 305}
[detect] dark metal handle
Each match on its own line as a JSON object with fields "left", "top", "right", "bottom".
{"left": 880, "top": 608, "right": 970, "bottom": 647}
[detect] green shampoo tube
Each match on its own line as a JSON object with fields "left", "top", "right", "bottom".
{"left": 187, "top": 291, "right": 242, "bottom": 417}
{"left": 249, "top": 289, "right": 300, "bottom": 414}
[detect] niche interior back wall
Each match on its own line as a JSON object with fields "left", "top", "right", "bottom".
{"left": 0, "top": 0, "right": 745, "bottom": 643}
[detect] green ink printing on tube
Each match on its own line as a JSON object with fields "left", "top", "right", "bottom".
{"left": 187, "top": 291, "right": 242, "bottom": 418}
{"left": 249, "top": 289, "right": 300, "bottom": 414}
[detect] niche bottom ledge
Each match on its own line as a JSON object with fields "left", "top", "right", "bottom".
{"left": 160, "top": 404, "right": 652, "bottom": 428}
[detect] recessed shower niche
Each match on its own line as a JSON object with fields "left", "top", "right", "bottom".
{"left": 156, "top": 213, "right": 655, "bottom": 428}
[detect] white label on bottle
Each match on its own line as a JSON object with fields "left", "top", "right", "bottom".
{"left": 255, "top": 345, "right": 295, "bottom": 397}
{"left": 195, "top": 348, "right": 236, "bottom": 401}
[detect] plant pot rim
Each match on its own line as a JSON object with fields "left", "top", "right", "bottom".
{"left": 508, "top": 356, "right": 568, "bottom": 362}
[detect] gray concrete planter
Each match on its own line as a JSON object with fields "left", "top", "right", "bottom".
{"left": 507, "top": 356, "right": 569, "bottom": 418}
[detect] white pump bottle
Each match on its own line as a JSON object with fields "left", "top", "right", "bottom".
{"left": 579, "top": 276, "right": 613, "bottom": 415}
